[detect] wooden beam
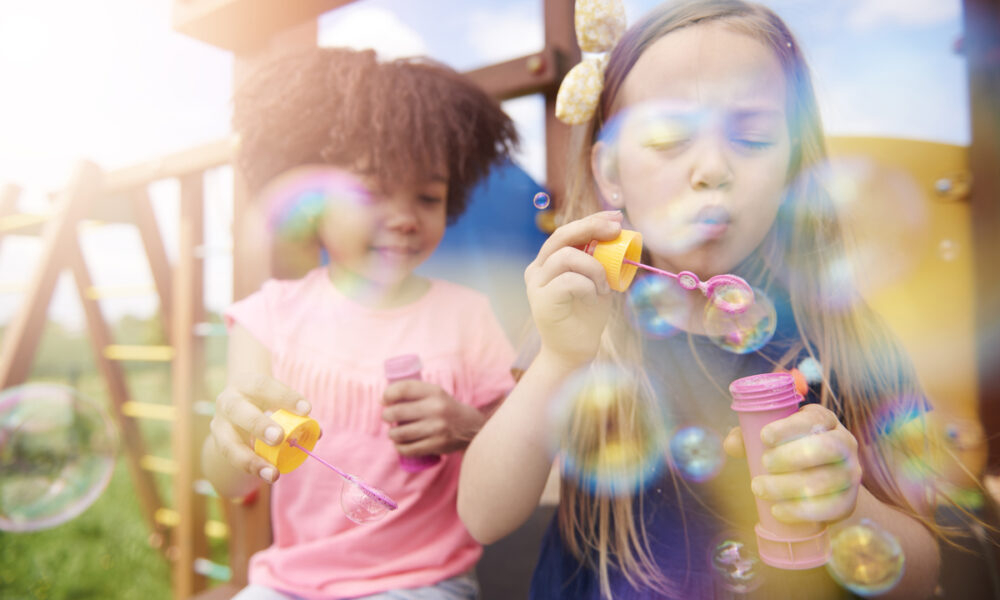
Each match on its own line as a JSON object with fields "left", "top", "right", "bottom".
{"left": 963, "top": 0, "right": 1000, "bottom": 468}
{"left": 66, "top": 234, "right": 168, "bottom": 545}
{"left": 172, "top": 0, "right": 355, "bottom": 52}
{"left": 0, "top": 162, "right": 101, "bottom": 388}
{"left": 104, "top": 138, "right": 234, "bottom": 196}
{"left": 465, "top": 47, "right": 568, "bottom": 101}
{"left": 132, "top": 188, "right": 175, "bottom": 342}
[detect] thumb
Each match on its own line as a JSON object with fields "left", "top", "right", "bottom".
{"left": 723, "top": 426, "right": 746, "bottom": 459}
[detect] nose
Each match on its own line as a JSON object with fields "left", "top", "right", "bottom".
{"left": 689, "top": 136, "right": 733, "bottom": 191}
{"left": 383, "top": 195, "right": 419, "bottom": 232}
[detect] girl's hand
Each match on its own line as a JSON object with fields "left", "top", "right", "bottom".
{"left": 724, "top": 403, "right": 863, "bottom": 524}
{"left": 209, "top": 373, "right": 312, "bottom": 484}
{"left": 524, "top": 211, "right": 623, "bottom": 368}
{"left": 382, "top": 381, "right": 485, "bottom": 455}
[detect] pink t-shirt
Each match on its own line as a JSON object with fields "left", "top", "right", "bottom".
{"left": 225, "top": 267, "right": 516, "bottom": 599}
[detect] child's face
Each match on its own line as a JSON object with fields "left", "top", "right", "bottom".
{"left": 316, "top": 169, "right": 448, "bottom": 288}
{"left": 601, "top": 22, "right": 792, "bottom": 277}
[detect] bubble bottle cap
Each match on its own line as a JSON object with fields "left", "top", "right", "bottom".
{"left": 582, "top": 229, "right": 643, "bottom": 292}
{"left": 253, "top": 408, "right": 321, "bottom": 474}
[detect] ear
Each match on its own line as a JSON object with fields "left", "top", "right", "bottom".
{"left": 591, "top": 140, "right": 624, "bottom": 208}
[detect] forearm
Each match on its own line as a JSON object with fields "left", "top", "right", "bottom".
{"left": 843, "top": 486, "right": 940, "bottom": 599}
{"left": 459, "top": 351, "right": 577, "bottom": 544}
{"left": 202, "top": 434, "right": 260, "bottom": 500}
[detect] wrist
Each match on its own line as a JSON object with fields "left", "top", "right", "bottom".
{"left": 534, "top": 347, "right": 591, "bottom": 379}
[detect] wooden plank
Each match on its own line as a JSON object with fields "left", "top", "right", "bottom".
{"left": 172, "top": 172, "right": 210, "bottom": 598}
{"left": 104, "top": 138, "right": 234, "bottom": 195}
{"left": 465, "top": 47, "right": 568, "bottom": 101}
{"left": 0, "top": 162, "right": 101, "bottom": 388}
{"left": 963, "top": 0, "right": 1000, "bottom": 468}
{"left": 542, "top": 0, "right": 580, "bottom": 205}
{"left": 66, "top": 234, "right": 168, "bottom": 544}
{"left": 132, "top": 188, "right": 175, "bottom": 342}
{"left": 172, "top": 0, "right": 355, "bottom": 52}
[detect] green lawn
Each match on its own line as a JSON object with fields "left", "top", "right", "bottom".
{"left": 2, "top": 356, "right": 230, "bottom": 599}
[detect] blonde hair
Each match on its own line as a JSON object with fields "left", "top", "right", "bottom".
{"left": 556, "top": 1, "right": 953, "bottom": 597}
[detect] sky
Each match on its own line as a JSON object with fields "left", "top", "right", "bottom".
{"left": 0, "top": 0, "right": 969, "bottom": 331}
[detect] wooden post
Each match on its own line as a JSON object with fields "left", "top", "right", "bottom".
{"left": 963, "top": 0, "right": 1000, "bottom": 468}
{"left": 0, "top": 162, "right": 102, "bottom": 388}
{"left": 172, "top": 173, "right": 210, "bottom": 597}
{"left": 543, "top": 0, "right": 580, "bottom": 205}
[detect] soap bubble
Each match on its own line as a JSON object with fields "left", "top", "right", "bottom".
{"left": 827, "top": 520, "right": 905, "bottom": 596}
{"left": 261, "top": 166, "right": 371, "bottom": 241}
{"left": 709, "top": 532, "right": 763, "bottom": 593}
{"left": 0, "top": 384, "right": 118, "bottom": 532}
{"left": 341, "top": 479, "right": 392, "bottom": 524}
{"left": 703, "top": 287, "right": 776, "bottom": 354}
{"left": 533, "top": 192, "right": 551, "bottom": 210}
{"left": 550, "top": 365, "right": 669, "bottom": 496}
{"left": 669, "top": 426, "right": 724, "bottom": 482}
{"left": 625, "top": 275, "right": 692, "bottom": 338}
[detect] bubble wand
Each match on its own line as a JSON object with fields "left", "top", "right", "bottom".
{"left": 581, "top": 230, "right": 755, "bottom": 313}
{"left": 254, "top": 409, "right": 397, "bottom": 514}
{"left": 286, "top": 438, "right": 397, "bottom": 510}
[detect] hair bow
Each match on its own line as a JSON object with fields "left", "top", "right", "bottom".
{"left": 555, "top": 0, "right": 627, "bottom": 125}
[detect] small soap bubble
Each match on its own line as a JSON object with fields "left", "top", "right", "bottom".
{"left": 341, "top": 480, "right": 392, "bottom": 524}
{"left": 827, "top": 520, "right": 905, "bottom": 596}
{"left": 533, "top": 192, "right": 551, "bottom": 210}
{"left": 703, "top": 287, "right": 777, "bottom": 354}
{"left": 669, "top": 426, "right": 724, "bottom": 482}
{"left": 710, "top": 533, "right": 763, "bottom": 593}
{"left": 0, "top": 384, "right": 118, "bottom": 532}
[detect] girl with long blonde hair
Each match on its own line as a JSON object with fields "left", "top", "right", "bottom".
{"left": 460, "top": 1, "right": 946, "bottom": 598}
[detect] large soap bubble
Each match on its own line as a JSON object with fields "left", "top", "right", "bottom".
{"left": 0, "top": 384, "right": 118, "bottom": 531}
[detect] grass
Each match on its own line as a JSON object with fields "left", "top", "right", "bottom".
{"left": 2, "top": 361, "right": 231, "bottom": 599}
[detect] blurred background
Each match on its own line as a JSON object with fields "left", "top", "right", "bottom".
{"left": 0, "top": 0, "right": 996, "bottom": 598}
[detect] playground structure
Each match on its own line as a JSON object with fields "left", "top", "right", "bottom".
{"left": 0, "top": 1, "right": 997, "bottom": 599}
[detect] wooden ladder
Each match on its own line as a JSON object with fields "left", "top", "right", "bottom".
{"left": 0, "top": 140, "right": 240, "bottom": 598}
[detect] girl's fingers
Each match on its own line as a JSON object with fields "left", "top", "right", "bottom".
{"left": 234, "top": 373, "right": 311, "bottom": 415}
{"left": 762, "top": 429, "right": 857, "bottom": 474}
{"left": 383, "top": 380, "right": 438, "bottom": 405}
{"left": 723, "top": 426, "right": 745, "bottom": 458}
{"left": 209, "top": 418, "right": 279, "bottom": 483}
{"left": 760, "top": 403, "right": 841, "bottom": 446}
{"left": 217, "top": 390, "right": 284, "bottom": 446}
{"left": 532, "top": 211, "right": 623, "bottom": 267}
{"left": 388, "top": 420, "right": 437, "bottom": 445}
{"left": 769, "top": 482, "right": 861, "bottom": 523}
{"left": 752, "top": 462, "right": 862, "bottom": 502}
{"left": 531, "top": 246, "right": 611, "bottom": 294}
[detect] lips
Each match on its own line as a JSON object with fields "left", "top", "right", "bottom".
{"left": 694, "top": 205, "right": 731, "bottom": 239}
{"left": 373, "top": 246, "right": 419, "bottom": 257}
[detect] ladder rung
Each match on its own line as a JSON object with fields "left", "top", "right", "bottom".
{"left": 0, "top": 212, "right": 51, "bottom": 234}
{"left": 193, "top": 558, "right": 231, "bottom": 582}
{"left": 205, "top": 520, "right": 228, "bottom": 539}
{"left": 155, "top": 509, "right": 228, "bottom": 539}
{"left": 103, "top": 344, "right": 173, "bottom": 362}
{"left": 193, "top": 400, "right": 215, "bottom": 416}
{"left": 193, "top": 479, "right": 218, "bottom": 497}
{"left": 141, "top": 455, "right": 177, "bottom": 474}
{"left": 122, "top": 401, "right": 176, "bottom": 421}
{"left": 85, "top": 284, "right": 157, "bottom": 300}
{"left": 193, "top": 322, "right": 228, "bottom": 337}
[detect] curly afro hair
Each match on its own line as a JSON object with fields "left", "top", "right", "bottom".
{"left": 233, "top": 47, "right": 519, "bottom": 223}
